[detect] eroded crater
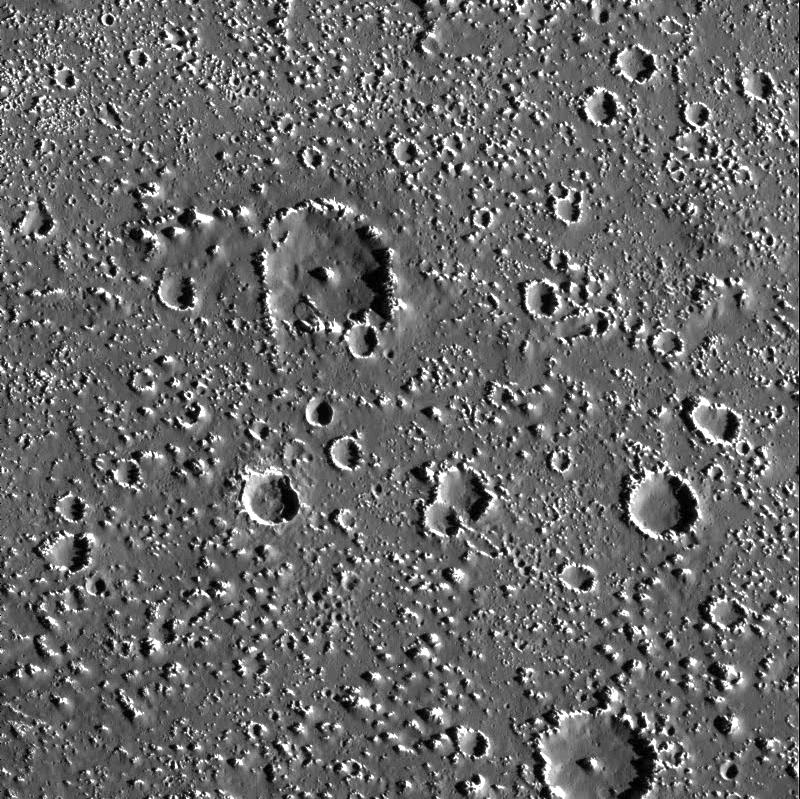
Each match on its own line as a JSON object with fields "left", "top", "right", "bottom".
{"left": 624, "top": 470, "right": 699, "bottom": 539}
{"left": 241, "top": 469, "right": 300, "bottom": 526}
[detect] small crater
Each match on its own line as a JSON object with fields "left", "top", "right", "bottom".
{"left": 559, "top": 563, "right": 596, "bottom": 593}
{"left": 455, "top": 774, "right": 487, "bottom": 797}
{"left": 345, "top": 322, "right": 379, "bottom": 358}
{"left": 126, "top": 48, "right": 151, "bottom": 68}
{"left": 682, "top": 101, "right": 711, "bottom": 128}
{"left": 37, "top": 531, "right": 94, "bottom": 573}
{"left": 472, "top": 208, "right": 495, "bottom": 229}
{"left": 615, "top": 44, "right": 657, "bottom": 82}
{"left": 741, "top": 69, "right": 774, "bottom": 101}
{"left": 720, "top": 760, "right": 739, "bottom": 781}
{"left": 114, "top": 459, "right": 142, "bottom": 488}
{"left": 56, "top": 493, "right": 87, "bottom": 523}
{"left": 53, "top": 66, "right": 77, "bottom": 89}
{"left": 392, "top": 139, "right": 418, "bottom": 165}
{"left": 327, "top": 436, "right": 364, "bottom": 471}
{"left": 625, "top": 469, "right": 699, "bottom": 539}
{"left": 89, "top": 576, "right": 109, "bottom": 596}
{"left": 684, "top": 397, "right": 741, "bottom": 444}
{"left": 128, "top": 367, "right": 156, "bottom": 393}
{"left": 241, "top": 469, "right": 300, "bottom": 526}
{"left": 158, "top": 271, "right": 199, "bottom": 312}
{"left": 701, "top": 596, "right": 747, "bottom": 630}
{"left": 522, "top": 279, "right": 561, "bottom": 318}
{"left": 449, "top": 726, "right": 491, "bottom": 759}
{"left": 330, "top": 507, "right": 357, "bottom": 533}
{"left": 650, "top": 329, "right": 684, "bottom": 358}
{"left": 713, "top": 713, "right": 738, "bottom": 736}
{"left": 306, "top": 396, "right": 335, "bottom": 427}
{"left": 582, "top": 88, "right": 618, "bottom": 126}
{"left": 549, "top": 449, "right": 572, "bottom": 474}
{"left": 298, "top": 145, "right": 324, "bottom": 169}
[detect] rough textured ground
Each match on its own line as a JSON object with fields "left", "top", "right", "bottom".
{"left": 0, "top": 1, "right": 797, "bottom": 797}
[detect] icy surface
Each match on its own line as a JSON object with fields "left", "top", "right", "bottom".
{"left": 0, "top": 1, "right": 797, "bottom": 797}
